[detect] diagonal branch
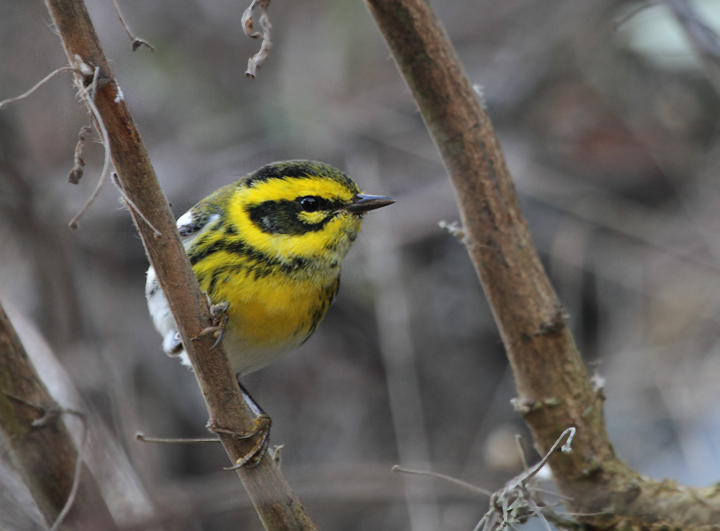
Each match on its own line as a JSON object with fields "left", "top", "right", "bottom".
{"left": 364, "top": 1, "right": 720, "bottom": 529}
{"left": 42, "top": 0, "right": 316, "bottom": 529}
{"left": 0, "top": 302, "right": 117, "bottom": 530}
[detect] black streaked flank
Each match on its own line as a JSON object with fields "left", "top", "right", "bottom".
{"left": 195, "top": 270, "right": 208, "bottom": 289}
{"left": 206, "top": 264, "right": 231, "bottom": 295}
{"left": 301, "top": 277, "right": 341, "bottom": 343}
{"left": 188, "top": 235, "right": 310, "bottom": 278}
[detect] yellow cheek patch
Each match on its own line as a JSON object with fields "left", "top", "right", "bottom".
{"left": 245, "top": 215, "right": 360, "bottom": 260}
{"left": 225, "top": 176, "right": 362, "bottom": 261}
{"left": 298, "top": 210, "right": 328, "bottom": 225}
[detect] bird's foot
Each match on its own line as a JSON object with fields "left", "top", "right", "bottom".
{"left": 209, "top": 414, "right": 272, "bottom": 469}
{"left": 197, "top": 300, "right": 230, "bottom": 348}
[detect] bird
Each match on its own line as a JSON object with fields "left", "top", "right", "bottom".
{"left": 145, "top": 160, "right": 394, "bottom": 465}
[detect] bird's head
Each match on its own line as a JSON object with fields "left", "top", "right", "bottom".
{"left": 228, "top": 160, "right": 394, "bottom": 267}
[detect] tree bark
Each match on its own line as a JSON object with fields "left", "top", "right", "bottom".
{"left": 0, "top": 303, "right": 117, "bottom": 530}
{"left": 364, "top": 0, "right": 720, "bottom": 529}
{"left": 43, "top": 0, "right": 317, "bottom": 528}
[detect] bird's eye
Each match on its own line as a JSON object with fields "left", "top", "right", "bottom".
{"left": 299, "top": 196, "right": 319, "bottom": 212}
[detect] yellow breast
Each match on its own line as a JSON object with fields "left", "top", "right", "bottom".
{"left": 194, "top": 253, "right": 340, "bottom": 375}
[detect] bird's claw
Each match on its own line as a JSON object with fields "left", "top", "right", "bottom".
{"left": 198, "top": 300, "right": 230, "bottom": 348}
{"left": 210, "top": 414, "right": 272, "bottom": 469}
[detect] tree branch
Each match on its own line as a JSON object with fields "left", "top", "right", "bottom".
{"left": 0, "top": 302, "right": 117, "bottom": 530}
{"left": 364, "top": 1, "right": 720, "bottom": 529}
{"left": 43, "top": 0, "right": 316, "bottom": 528}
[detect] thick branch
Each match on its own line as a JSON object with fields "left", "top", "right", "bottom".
{"left": 0, "top": 303, "right": 116, "bottom": 530}
{"left": 43, "top": 0, "right": 316, "bottom": 529}
{"left": 364, "top": 1, "right": 720, "bottom": 529}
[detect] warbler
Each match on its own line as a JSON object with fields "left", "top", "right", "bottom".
{"left": 145, "top": 160, "right": 393, "bottom": 463}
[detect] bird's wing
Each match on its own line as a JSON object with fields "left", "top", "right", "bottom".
{"left": 176, "top": 207, "right": 221, "bottom": 247}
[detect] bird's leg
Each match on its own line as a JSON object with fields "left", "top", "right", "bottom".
{"left": 208, "top": 379, "right": 271, "bottom": 469}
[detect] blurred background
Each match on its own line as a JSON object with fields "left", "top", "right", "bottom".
{"left": 2, "top": 0, "right": 720, "bottom": 529}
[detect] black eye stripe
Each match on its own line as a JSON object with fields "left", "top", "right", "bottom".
{"left": 247, "top": 198, "right": 345, "bottom": 235}
{"left": 298, "top": 196, "right": 343, "bottom": 212}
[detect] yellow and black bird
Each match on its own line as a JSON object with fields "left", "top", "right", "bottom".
{"left": 146, "top": 160, "right": 394, "bottom": 464}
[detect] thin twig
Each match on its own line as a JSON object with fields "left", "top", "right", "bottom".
{"left": 393, "top": 430, "right": 578, "bottom": 531}
{"left": 136, "top": 433, "right": 221, "bottom": 444}
{"left": 472, "top": 428, "right": 576, "bottom": 531}
{"left": 69, "top": 68, "right": 160, "bottom": 235}
{"left": 515, "top": 434, "right": 529, "bottom": 472}
{"left": 243, "top": 0, "right": 272, "bottom": 77}
{"left": 530, "top": 487, "right": 574, "bottom": 501}
{"left": 0, "top": 66, "right": 75, "bottom": 109}
{"left": 68, "top": 66, "right": 112, "bottom": 230}
{"left": 49, "top": 409, "right": 88, "bottom": 531}
{"left": 391, "top": 431, "right": 578, "bottom": 531}
{"left": 524, "top": 427, "right": 575, "bottom": 482}
{"left": 392, "top": 465, "right": 493, "bottom": 497}
{"left": 111, "top": 173, "right": 162, "bottom": 238}
{"left": 109, "top": 0, "right": 154, "bottom": 51}
{"left": 68, "top": 125, "right": 92, "bottom": 184}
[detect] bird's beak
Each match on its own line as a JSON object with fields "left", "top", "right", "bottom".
{"left": 343, "top": 194, "right": 395, "bottom": 214}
